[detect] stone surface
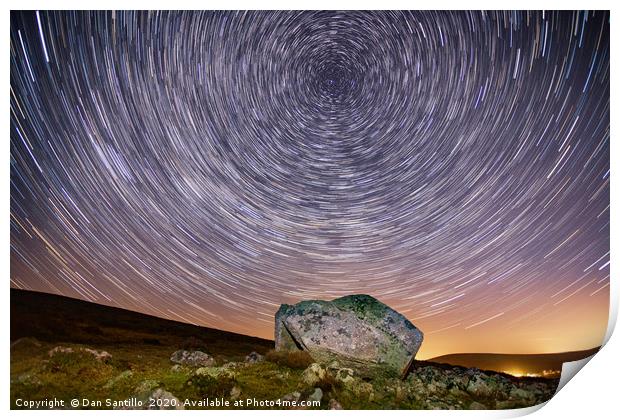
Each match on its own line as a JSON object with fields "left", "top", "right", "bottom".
{"left": 222, "top": 361, "right": 244, "bottom": 369}
{"left": 245, "top": 351, "right": 264, "bottom": 364}
{"left": 119, "top": 381, "right": 184, "bottom": 410}
{"left": 308, "top": 387, "right": 323, "bottom": 403}
{"left": 48, "top": 346, "right": 74, "bottom": 357}
{"left": 332, "top": 367, "right": 356, "bottom": 386}
{"left": 301, "top": 363, "right": 327, "bottom": 387}
{"left": 83, "top": 348, "right": 112, "bottom": 362}
{"left": 275, "top": 294, "right": 423, "bottom": 377}
{"left": 48, "top": 346, "right": 111, "bottom": 362}
{"left": 147, "top": 389, "right": 184, "bottom": 410}
{"left": 170, "top": 364, "right": 187, "bottom": 373}
{"left": 170, "top": 350, "right": 215, "bottom": 367}
{"left": 279, "top": 391, "right": 301, "bottom": 404}
{"left": 230, "top": 385, "right": 242, "bottom": 400}
{"left": 328, "top": 399, "right": 343, "bottom": 409}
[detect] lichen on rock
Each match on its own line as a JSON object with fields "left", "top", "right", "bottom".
{"left": 274, "top": 294, "right": 423, "bottom": 378}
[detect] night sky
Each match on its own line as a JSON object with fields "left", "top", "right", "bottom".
{"left": 10, "top": 11, "right": 609, "bottom": 359}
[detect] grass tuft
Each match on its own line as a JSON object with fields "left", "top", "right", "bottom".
{"left": 265, "top": 350, "right": 314, "bottom": 369}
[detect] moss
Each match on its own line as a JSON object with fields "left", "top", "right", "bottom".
{"left": 187, "top": 372, "right": 237, "bottom": 398}
{"left": 234, "top": 361, "right": 302, "bottom": 401}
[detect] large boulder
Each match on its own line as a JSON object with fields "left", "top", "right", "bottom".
{"left": 274, "top": 294, "right": 423, "bottom": 378}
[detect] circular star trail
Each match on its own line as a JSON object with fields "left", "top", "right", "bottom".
{"left": 10, "top": 11, "right": 609, "bottom": 357}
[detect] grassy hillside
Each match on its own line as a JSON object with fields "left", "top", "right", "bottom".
{"left": 11, "top": 288, "right": 273, "bottom": 355}
{"left": 10, "top": 288, "right": 560, "bottom": 410}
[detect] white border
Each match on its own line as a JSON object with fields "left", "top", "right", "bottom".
{"left": 3, "top": 2, "right": 618, "bottom": 419}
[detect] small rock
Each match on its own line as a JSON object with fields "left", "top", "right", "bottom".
{"left": 308, "top": 387, "right": 323, "bottom": 403}
{"left": 119, "top": 383, "right": 184, "bottom": 410}
{"left": 145, "top": 389, "right": 184, "bottom": 410}
{"left": 230, "top": 385, "right": 241, "bottom": 400}
{"left": 466, "top": 374, "right": 494, "bottom": 398}
{"left": 83, "top": 348, "right": 112, "bottom": 362}
{"left": 170, "top": 350, "right": 215, "bottom": 367}
{"left": 48, "top": 346, "right": 111, "bottom": 362}
{"left": 275, "top": 372, "right": 290, "bottom": 380}
{"left": 170, "top": 364, "right": 186, "bottom": 373}
{"left": 245, "top": 351, "right": 264, "bottom": 364}
{"left": 222, "top": 361, "right": 243, "bottom": 369}
{"left": 328, "top": 399, "right": 343, "bottom": 409}
{"left": 279, "top": 391, "right": 301, "bottom": 403}
{"left": 333, "top": 367, "right": 355, "bottom": 386}
{"left": 48, "top": 346, "right": 74, "bottom": 357}
{"left": 469, "top": 401, "right": 488, "bottom": 410}
{"left": 301, "top": 363, "right": 327, "bottom": 387}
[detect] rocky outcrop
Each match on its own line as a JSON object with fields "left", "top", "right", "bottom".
{"left": 405, "top": 363, "right": 558, "bottom": 409}
{"left": 294, "top": 360, "right": 557, "bottom": 409}
{"left": 275, "top": 294, "right": 423, "bottom": 378}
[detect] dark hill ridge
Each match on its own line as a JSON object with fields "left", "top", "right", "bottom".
{"left": 430, "top": 349, "right": 599, "bottom": 378}
{"left": 10, "top": 288, "right": 273, "bottom": 357}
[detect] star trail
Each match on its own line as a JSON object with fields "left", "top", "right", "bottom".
{"left": 10, "top": 11, "right": 609, "bottom": 358}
